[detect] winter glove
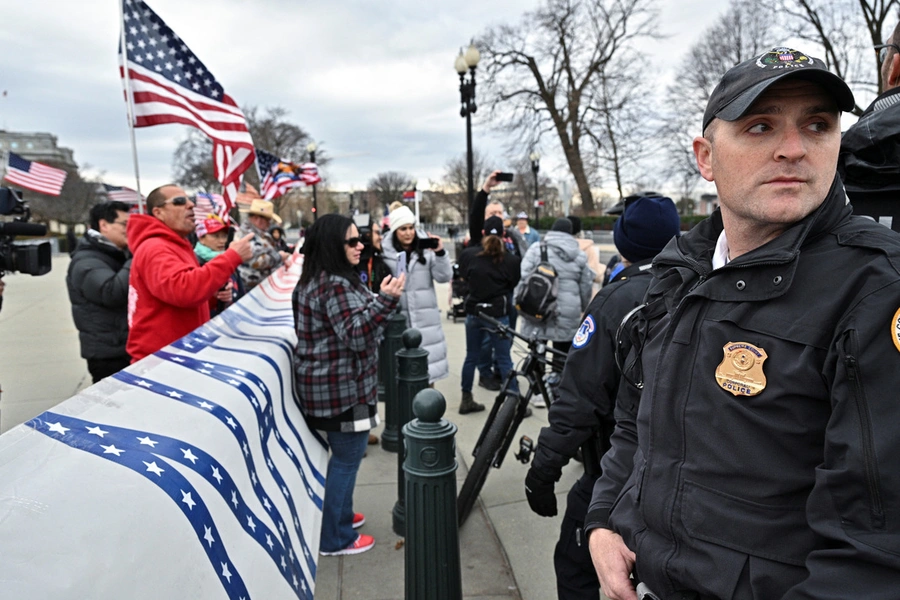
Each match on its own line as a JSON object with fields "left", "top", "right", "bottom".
{"left": 525, "top": 468, "right": 557, "bottom": 517}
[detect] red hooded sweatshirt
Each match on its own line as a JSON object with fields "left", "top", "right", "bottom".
{"left": 126, "top": 214, "right": 243, "bottom": 361}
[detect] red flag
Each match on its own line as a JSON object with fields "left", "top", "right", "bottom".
{"left": 3, "top": 152, "right": 68, "bottom": 196}
{"left": 118, "top": 0, "right": 254, "bottom": 209}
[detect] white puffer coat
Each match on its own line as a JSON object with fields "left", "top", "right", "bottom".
{"left": 382, "top": 231, "right": 452, "bottom": 382}
{"left": 515, "top": 230, "right": 594, "bottom": 342}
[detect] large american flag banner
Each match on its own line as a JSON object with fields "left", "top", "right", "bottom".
{"left": 3, "top": 152, "right": 68, "bottom": 196}
{"left": 256, "top": 149, "right": 322, "bottom": 201}
{"left": 118, "top": 0, "right": 255, "bottom": 210}
{"left": 0, "top": 259, "right": 328, "bottom": 599}
{"left": 102, "top": 183, "right": 145, "bottom": 204}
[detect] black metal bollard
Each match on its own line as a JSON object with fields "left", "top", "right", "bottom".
{"left": 403, "top": 389, "right": 462, "bottom": 600}
{"left": 392, "top": 329, "right": 429, "bottom": 536}
{"left": 379, "top": 310, "right": 407, "bottom": 452}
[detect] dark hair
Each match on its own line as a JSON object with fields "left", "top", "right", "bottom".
{"left": 146, "top": 184, "right": 179, "bottom": 211}
{"left": 478, "top": 234, "right": 504, "bottom": 263}
{"left": 299, "top": 214, "right": 357, "bottom": 286}
{"left": 391, "top": 229, "right": 427, "bottom": 265}
{"left": 566, "top": 215, "right": 582, "bottom": 236}
{"left": 90, "top": 201, "right": 131, "bottom": 230}
{"left": 269, "top": 225, "right": 286, "bottom": 239}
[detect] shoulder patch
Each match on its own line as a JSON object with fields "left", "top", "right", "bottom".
{"left": 892, "top": 307, "right": 900, "bottom": 353}
{"left": 572, "top": 315, "right": 596, "bottom": 348}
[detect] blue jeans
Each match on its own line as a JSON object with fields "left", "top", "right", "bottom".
{"left": 478, "top": 294, "right": 518, "bottom": 377}
{"left": 462, "top": 314, "right": 517, "bottom": 393}
{"left": 320, "top": 430, "right": 369, "bottom": 552}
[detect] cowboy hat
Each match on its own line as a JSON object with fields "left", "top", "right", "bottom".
{"left": 241, "top": 198, "right": 282, "bottom": 224}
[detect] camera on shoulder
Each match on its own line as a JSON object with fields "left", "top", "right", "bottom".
{"left": 0, "top": 187, "right": 52, "bottom": 277}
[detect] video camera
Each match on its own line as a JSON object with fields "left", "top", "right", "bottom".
{"left": 352, "top": 213, "right": 373, "bottom": 246}
{"left": 0, "top": 187, "right": 52, "bottom": 277}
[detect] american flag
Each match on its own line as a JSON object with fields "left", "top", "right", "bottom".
{"left": 118, "top": 0, "right": 255, "bottom": 210}
{"left": 194, "top": 192, "right": 230, "bottom": 236}
{"left": 102, "top": 183, "right": 144, "bottom": 204}
{"left": 256, "top": 149, "right": 321, "bottom": 201}
{"left": 3, "top": 152, "right": 68, "bottom": 196}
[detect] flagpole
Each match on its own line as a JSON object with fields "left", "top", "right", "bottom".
{"left": 119, "top": 0, "right": 144, "bottom": 214}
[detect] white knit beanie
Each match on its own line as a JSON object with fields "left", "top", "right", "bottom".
{"left": 388, "top": 205, "right": 415, "bottom": 232}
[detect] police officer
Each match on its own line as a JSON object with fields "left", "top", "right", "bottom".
{"left": 588, "top": 48, "right": 900, "bottom": 600}
{"left": 525, "top": 195, "right": 681, "bottom": 599}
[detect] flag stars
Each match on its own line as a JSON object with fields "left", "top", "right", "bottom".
{"left": 212, "top": 466, "right": 223, "bottom": 484}
{"left": 137, "top": 436, "right": 158, "bottom": 447}
{"left": 86, "top": 425, "right": 108, "bottom": 437}
{"left": 144, "top": 461, "right": 165, "bottom": 476}
{"left": 47, "top": 422, "right": 70, "bottom": 435}
{"left": 247, "top": 516, "right": 256, "bottom": 532}
{"left": 280, "top": 555, "right": 287, "bottom": 570}
{"left": 101, "top": 444, "right": 124, "bottom": 456}
{"left": 293, "top": 574, "right": 299, "bottom": 589}
{"left": 278, "top": 521, "right": 285, "bottom": 535}
{"left": 263, "top": 497, "right": 272, "bottom": 512}
{"left": 288, "top": 548, "right": 294, "bottom": 561}
{"left": 137, "top": 379, "right": 152, "bottom": 388}
{"left": 156, "top": 50, "right": 164, "bottom": 59}
{"left": 144, "top": 52, "right": 153, "bottom": 61}
{"left": 251, "top": 471, "right": 257, "bottom": 486}
{"left": 266, "top": 534, "right": 274, "bottom": 550}
{"left": 226, "top": 417, "right": 237, "bottom": 429}
{"left": 167, "top": 390, "right": 182, "bottom": 398}
{"left": 140, "top": 24, "right": 148, "bottom": 33}
{"left": 221, "top": 562, "right": 232, "bottom": 583}
{"left": 181, "top": 490, "right": 196, "bottom": 510}
{"left": 228, "top": 379, "right": 240, "bottom": 386}
{"left": 203, "top": 363, "right": 215, "bottom": 369}
{"left": 192, "top": 82, "right": 200, "bottom": 91}
{"left": 172, "top": 356, "right": 185, "bottom": 363}
{"left": 204, "top": 526, "right": 215, "bottom": 547}
{"left": 148, "top": 37, "right": 157, "bottom": 46}
{"left": 198, "top": 369, "right": 211, "bottom": 375}
{"left": 231, "top": 490, "right": 239, "bottom": 509}
{"left": 242, "top": 442, "right": 250, "bottom": 456}
{"left": 181, "top": 448, "right": 199, "bottom": 464}
{"left": 198, "top": 401, "right": 214, "bottom": 410}
{"left": 129, "top": 26, "right": 138, "bottom": 35}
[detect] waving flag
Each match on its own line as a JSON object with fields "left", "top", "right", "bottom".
{"left": 102, "top": 183, "right": 144, "bottom": 204}
{"left": 194, "top": 192, "right": 230, "bottom": 236}
{"left": 256, "top": 149, "right": 321, "bottom": 201}
{"left": 0, "top": 261, "right": 327, "bottom": 599}
{"left": 3, "top": 152, "right": 68, "bottom": 196}
{"left": 118, "top": 0, "right": 254, "bottom": 210}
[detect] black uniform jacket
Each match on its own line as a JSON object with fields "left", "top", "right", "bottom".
{"left": 586, "top": 178, "right": 900, "bottom": 599}
{"left": 531, "top": 260, "right": 654, "bottom": 485}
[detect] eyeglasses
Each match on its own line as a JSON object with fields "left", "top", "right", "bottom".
{"left": 875, "top": 43, "right": 900, "bottom": 63}
{"left": 344, "top": 237, "right": 363, "bottom": 247}
{"left": 113, "top": 220, "right": 129, "bottom": 227}
{"left": 163, "top": 196, "right": 190, "bottom": 206}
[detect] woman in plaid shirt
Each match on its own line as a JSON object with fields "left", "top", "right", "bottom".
{"left": 293, "top": 214, "right": 405, "bottom": 556}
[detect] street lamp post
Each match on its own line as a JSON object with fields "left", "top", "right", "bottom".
{"left": 530, "top": 151, "right": 541, "bottom": 223}
{"left": 307, "top": 141, "right": 318, "bottom": 221}
{"left": 455, "top": 42, "right": 480, "bottom": 219}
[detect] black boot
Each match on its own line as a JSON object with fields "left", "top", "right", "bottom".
{"left": 459, "top": 391, "right": 485, "bottom": 414}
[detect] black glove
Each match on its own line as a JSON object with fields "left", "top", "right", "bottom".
{"left": 525, "top": 468, "right": 557, "bottom": 517}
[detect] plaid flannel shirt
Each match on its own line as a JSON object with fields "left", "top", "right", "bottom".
{"left": 292, "top": 271, "right": 398, "bottom": 427}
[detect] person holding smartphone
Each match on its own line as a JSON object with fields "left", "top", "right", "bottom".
{"left": 381, "top": 205, "right": 452, "bottom": 384}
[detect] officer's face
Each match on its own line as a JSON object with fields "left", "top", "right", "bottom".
{"left": 693, "top": 79, "right": 840, "bottom": 243}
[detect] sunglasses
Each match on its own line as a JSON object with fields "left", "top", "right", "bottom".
{"left": 163, "top": 196, "right": 190, "bottom": 206}
{"left": 875, "top": 43, "right": 900, "bottom": 63}
{"left": 344, "top": 237, "right": 363, "bottom": 247}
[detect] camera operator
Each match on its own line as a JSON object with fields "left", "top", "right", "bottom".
{"left": 354, "top": 214, "right": 392, "bottom": 295}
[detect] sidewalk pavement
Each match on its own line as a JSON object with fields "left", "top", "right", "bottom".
{"left": 0, "top": 249, "right": 615, "bottom": 599}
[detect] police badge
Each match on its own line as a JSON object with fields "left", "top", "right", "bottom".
{"left": 715, "top": 342, "right": 768, "bottom": 397}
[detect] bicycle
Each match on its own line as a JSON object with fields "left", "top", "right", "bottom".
{"left": 457, "top": 312, "right": 568, "bottom": 525}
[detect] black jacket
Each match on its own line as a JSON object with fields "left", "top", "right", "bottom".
{"left": 587, "top": 178, "right": 900, "bottom": 599}
{"left": 457, "top": 244, "right": 520, "bottom": 316}
{"left": 66, "top": 232, "right": 131, "bottom": 360}
{"left": 356, "top": 245, "right": 392, "bottom": 294}
{"left": 468, "top": 189, "right": 527, "bottom": 257}
{"left": 530, "top": 260, "right": 653, "bottom": 489}
{"left": 839, "top": 87, "right": 900, "bottom": 230}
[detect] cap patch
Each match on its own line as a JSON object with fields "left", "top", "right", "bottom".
{"left": 756, "top": 47, "right": 814, "bottom": 70}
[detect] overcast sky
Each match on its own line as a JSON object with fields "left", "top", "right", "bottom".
{"left": 1, "top": 0, "right": 727, "bottom": 195}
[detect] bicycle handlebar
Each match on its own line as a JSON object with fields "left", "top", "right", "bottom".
{"left": 475, "top": 311, "right": 569, "bottom": 358}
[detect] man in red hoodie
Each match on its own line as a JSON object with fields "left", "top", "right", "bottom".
{"left": 126, "top": 184, "right": 253, "bottom": 361}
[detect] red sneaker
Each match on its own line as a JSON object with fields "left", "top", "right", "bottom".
{"left": 321, "top": 534, "right": 375, "bottom": 556}
{"left": 352, "top": 513, "right": 365, "bottom": 529}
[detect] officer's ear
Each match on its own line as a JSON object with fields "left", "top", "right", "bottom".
{"left": 889, "top": 52, "right": 900, "bottom": 89}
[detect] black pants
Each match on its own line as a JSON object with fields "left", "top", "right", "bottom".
{"left": 554, "top": 472, "right": 600, "bottom": 600}
{"left": 87, "top": 355, "right": 132, "bottom": 384}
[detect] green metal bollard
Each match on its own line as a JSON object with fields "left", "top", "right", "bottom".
{"left": 403, "top": 389, "right": 461, "bottom": 600}
{"left": 379, "top": 310, "right": 407, "bottom": 453}
{"left": 392, "top": 329, "right": 430, "bottom": 537}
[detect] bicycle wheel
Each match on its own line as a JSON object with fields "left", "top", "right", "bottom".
{"left": 457, "top": 391, "right": 521, "bottom": 526}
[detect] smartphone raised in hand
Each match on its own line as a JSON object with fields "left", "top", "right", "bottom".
{"left": 495, "top": 172, "right": 514, "bottom": 182}
{"left": 418, "top": 237, "right": 440, "bottom": 250}
{"left": 395, "top": 252, "right": 407, "bottom": 277}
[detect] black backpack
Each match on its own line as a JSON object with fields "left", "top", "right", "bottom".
{"left": 515, "top": 242, "right": 559, "bottom": 323}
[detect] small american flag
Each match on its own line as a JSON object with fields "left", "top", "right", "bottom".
{"left": 3, "top": 152, "right": 68, "bottom": 196}
{"left": 256, "top": 149, "right": 321, "bottom": 201}
{"left": 102, "top": 183, "right": 144, "bottom": 204}
{"left": 118, "top": 0, "right": 255, "bottom": 210}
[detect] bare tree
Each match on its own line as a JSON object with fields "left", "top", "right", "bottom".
{"left": 479, "top": 0, "right": 658, "bottom": 213}
{"left": 430, "top": 149, "right": 494, "bottom": 221}
{"left": 767, "top": 0, "right": 898, "bottom": 109}
{"left": 26, "top": 167, "right": 101, "bottom": 227}
{"left": 660, "top": 0, "right": 769, "bottom": 200}
{"left": 367, "top": 171, "right": 414, "bottom": 214}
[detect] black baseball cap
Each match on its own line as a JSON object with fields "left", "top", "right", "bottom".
{"left": 702, "top": 47, "right": 855, "bottom": 133}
